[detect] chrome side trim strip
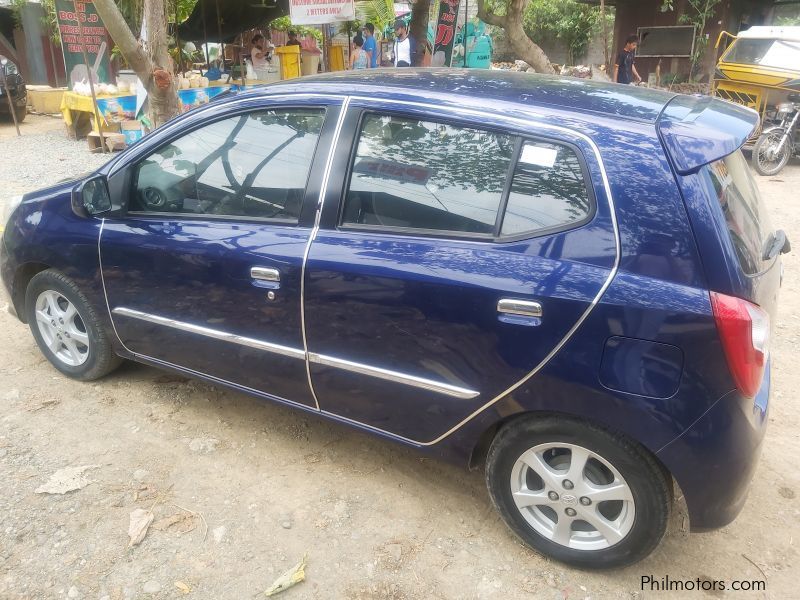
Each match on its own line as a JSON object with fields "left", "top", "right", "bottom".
{"left": 308, "top": 353, "right": 479, "bottom": 400}
{"left": 112, "top": 307, "right": 306, "bottom": 360}
{"left": 497, "top": 299, "right": 543, "bottom": 318}
{"left": 339, "top": 96, "right": 622, "bottom": 447}
{"left": 300, "top": 96, "right": 352, "bottom": 411}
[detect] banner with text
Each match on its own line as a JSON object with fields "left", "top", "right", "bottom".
{"left": 55, "top": 0, "right": 111, "bottom": 90}
{"left": 289, "top": 0, "right": 355, "bottom": 25}
{"left": 432, "top": 0, "right": 461, "bottom": 67}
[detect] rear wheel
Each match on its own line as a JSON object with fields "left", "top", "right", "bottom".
{"left": 25, "top": 270, "right": 122, "bottom": 380}
{"left": 486, "top": 416, "right": 669, "bottom": 568}
{"left": 752, "top": 129, "right": 791, "bottom": 176}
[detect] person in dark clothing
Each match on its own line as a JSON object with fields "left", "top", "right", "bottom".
{"left": 614, "top": 34, "right": 642, "bottom": 85}
{"left": 286, "top": 30, "right": 302, "bottom": 48}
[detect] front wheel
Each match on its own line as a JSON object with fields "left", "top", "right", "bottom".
{"left": 485, "top": 416, "right": 670, "bottom": 569}
{"left": 752, "top": 129, "right": 792, "bottom": 176}
{"left": 25, "top": 269, "right": 122, "bottom": 380}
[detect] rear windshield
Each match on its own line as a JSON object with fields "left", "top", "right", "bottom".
{"left": 703, "top": 151, "right": 773, "bottom": 275}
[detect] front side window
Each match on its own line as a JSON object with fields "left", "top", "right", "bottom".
{"left": 341, "top": 114, "right": 515, "bottom": 235}
{"left": 131, "top": 108, "right": 325, "bottom": 221}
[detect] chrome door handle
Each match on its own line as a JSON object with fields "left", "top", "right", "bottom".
{"left": 497, "top": 299, "right": 543, "bottom": 318}
{"left": 251, "top": 267, "right": 280, "bottom": 282}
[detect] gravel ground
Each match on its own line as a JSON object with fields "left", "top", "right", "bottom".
{"left": 0, "top": 115, "right": 111, "bottom": 202}
{"left": 1, "top": 115, "right": 799, "bottom": 599}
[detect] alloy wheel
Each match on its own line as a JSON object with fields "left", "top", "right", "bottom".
{"left": 509, "top": 442, "right": 636, "bottom": 551}
{"left": 34, "top": 290, "right": 90, "bottom": 367}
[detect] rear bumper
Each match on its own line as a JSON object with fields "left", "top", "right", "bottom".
{"left": 656, "top": 364, "right": 770, "bottom": 531}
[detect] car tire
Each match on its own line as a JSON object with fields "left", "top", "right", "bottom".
{"left": 25, "top": 269, "right": 122, "bottom": 381}
{"left": 485, "top": 415, "right": 669, "bottom": 569}
{"left": 14, "top": 105, "right": 27, "bottom": 123}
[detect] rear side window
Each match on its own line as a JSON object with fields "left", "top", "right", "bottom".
{"left": 705, "top": 151, "right": 773, "bottom": 275}
{"left": 500, "top": 142, "right": 593, "bottom": 236}
{"left": 341, "top": 114, "right": 594, "bottom": 239}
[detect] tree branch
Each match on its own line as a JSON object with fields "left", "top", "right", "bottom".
{"left": 93, "top": 0, "right": 152, "bottom": 81}
{"left": 476, "top": 0, "right": 507, "bottom": 28}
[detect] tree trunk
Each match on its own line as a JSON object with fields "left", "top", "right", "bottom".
{"left": 93, "top": 0, "right": 179, "bottom": 127}
{"left": 477, "top": 0, "right": 554, "bottom": 74}
{"left": 600, "top": 0, "right": 609, "bottom": 70}
{"left": 409, "top": 0, "right": 431, "bottom": 67}
{"left": 143, "top": 0, "right": 178, "bottom": 126}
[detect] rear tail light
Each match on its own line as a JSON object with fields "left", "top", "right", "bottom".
{"left": 710, "top": 291, "right": 770, "bottom": 398}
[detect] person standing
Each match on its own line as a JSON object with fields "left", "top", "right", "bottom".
{"left": 362, "top": 23, "right": 379, "bottom": 68}
{"left": 614, "top": 35, "right": 642, "bottom": 85}
{"left": 350, "top": 35, "right": 369, "bottom": 70}
{"left": 286, "top": 30, "right": 302, "bottom": 48}
{"left": 249, "top": 34, "right": 273, "bottom": 81}
{"left": 393, "top": 19, "right": 417, "bottom": 67}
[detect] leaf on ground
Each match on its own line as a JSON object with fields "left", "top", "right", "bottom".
{"left": 174, "top": 581, "right": 191, "bottom": 594}
{"left": 152, "top": 512, "right": 196, "bottom": 534}
{"left": 35, "top": 465, "right": 99, "bottom": 495}
{"left": 264, "top": 554, "right": 308, "bottom": 597}
{"left": 128, "top": 508, "right": 154, "bottom": 547}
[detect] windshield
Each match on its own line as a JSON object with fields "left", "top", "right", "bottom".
{"left": 721, "top": 38, "right": 800, "bottom": 70}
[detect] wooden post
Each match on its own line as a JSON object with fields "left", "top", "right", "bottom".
{"left": 201, "top": 0, "right": 210, "bottom": 71}
{"left": 73, "top": 0, "right": 107, "bottom": 153}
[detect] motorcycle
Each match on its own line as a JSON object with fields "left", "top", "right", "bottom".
{"left": 752, "top": 93, "right": 800, "bottom": 176}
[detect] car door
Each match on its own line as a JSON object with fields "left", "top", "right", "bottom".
{"left": 100, "top": 99, "right": 341, "bottom": 407}
{"left": 303, "top": 101, "right": 618, "bottom": 442}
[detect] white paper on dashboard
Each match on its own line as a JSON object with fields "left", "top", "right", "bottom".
{"left": 520, "top": 145, "right": 558, "bottom": 168}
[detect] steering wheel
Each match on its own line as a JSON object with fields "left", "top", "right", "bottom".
{"left": 140, "top": 187, "right": 169, "bottom": 211}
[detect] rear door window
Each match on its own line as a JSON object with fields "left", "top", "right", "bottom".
{"left": 340, "top": 114, "right": 594, "bottom": 240}
{"left": 341, "top": 114, "right": 514, "bottom": 236}
{"left": 705, "top": 150, "right": 773, "bottom": 275}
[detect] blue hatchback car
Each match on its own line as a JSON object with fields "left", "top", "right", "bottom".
{"left": 1, "top": 70, "right": 785, "bottom": 568}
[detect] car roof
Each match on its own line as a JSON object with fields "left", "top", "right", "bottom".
{"left": 249, "top": 68, "right": 678, "bottom": 124}
{"left": 736, "top": 26, "right": 800, "bottom": 41}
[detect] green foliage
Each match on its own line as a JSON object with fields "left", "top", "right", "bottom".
{"left": 776, "top": 15, "right": 800, "bottom": 26}
{"left": 268, "top": 16, "right": 323, "bottom": 43}
{"left": 522, "top": 0, "right": 603, "bottom": 64}
{"left": 355, "top": 0, "right": 396, "bottom": 33}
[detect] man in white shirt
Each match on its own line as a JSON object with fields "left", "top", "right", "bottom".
{"left": 393, "top": 19, "right": 416, "bottom": 67}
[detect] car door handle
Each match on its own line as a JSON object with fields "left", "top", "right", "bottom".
{"left": 251, "top": 267, "right": 280, "bottom": 289}
{"left": 497, "top": 299, "right": 543, "bottom": 318}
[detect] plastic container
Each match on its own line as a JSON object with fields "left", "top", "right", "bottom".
{"left": 275, "top": 45, "right": 301, "bottom": 80}
{"left": 301, "top": 51, "right": 320, "bottom": 76}
{"left": 329, "top": 46, "right": 345, "bottom": 72}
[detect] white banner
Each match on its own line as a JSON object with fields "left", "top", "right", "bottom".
{"left": 289, "top": 0, "right": 355, "bottom": 25}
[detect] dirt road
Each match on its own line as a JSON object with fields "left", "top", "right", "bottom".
{"left": 1, "top": 116, "right": 798, "bottom": 599}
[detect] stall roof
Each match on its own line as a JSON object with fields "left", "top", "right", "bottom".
{"left": 178, "top": 0, "right": 289, "bottom": 43}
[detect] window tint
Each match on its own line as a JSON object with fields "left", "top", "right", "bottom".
{"left": 500, "top": 142, "right": 592, "bottom": 236}
{"left": 131, "top": 109, "right": 324, "bottom": 220}
{"left": 705, "top": 151, "right": 773, "bottom": 275}
{"left": 342, "top": 114, "right": 514, "bottom": 235}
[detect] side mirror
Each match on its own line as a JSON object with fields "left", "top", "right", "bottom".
{"left": 72, "top": 175, "right": 112, "bottom": 218}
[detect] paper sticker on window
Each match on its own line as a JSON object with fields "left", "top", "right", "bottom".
{"left": 520, "top": 145, "right": 558, "bottom": 168}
